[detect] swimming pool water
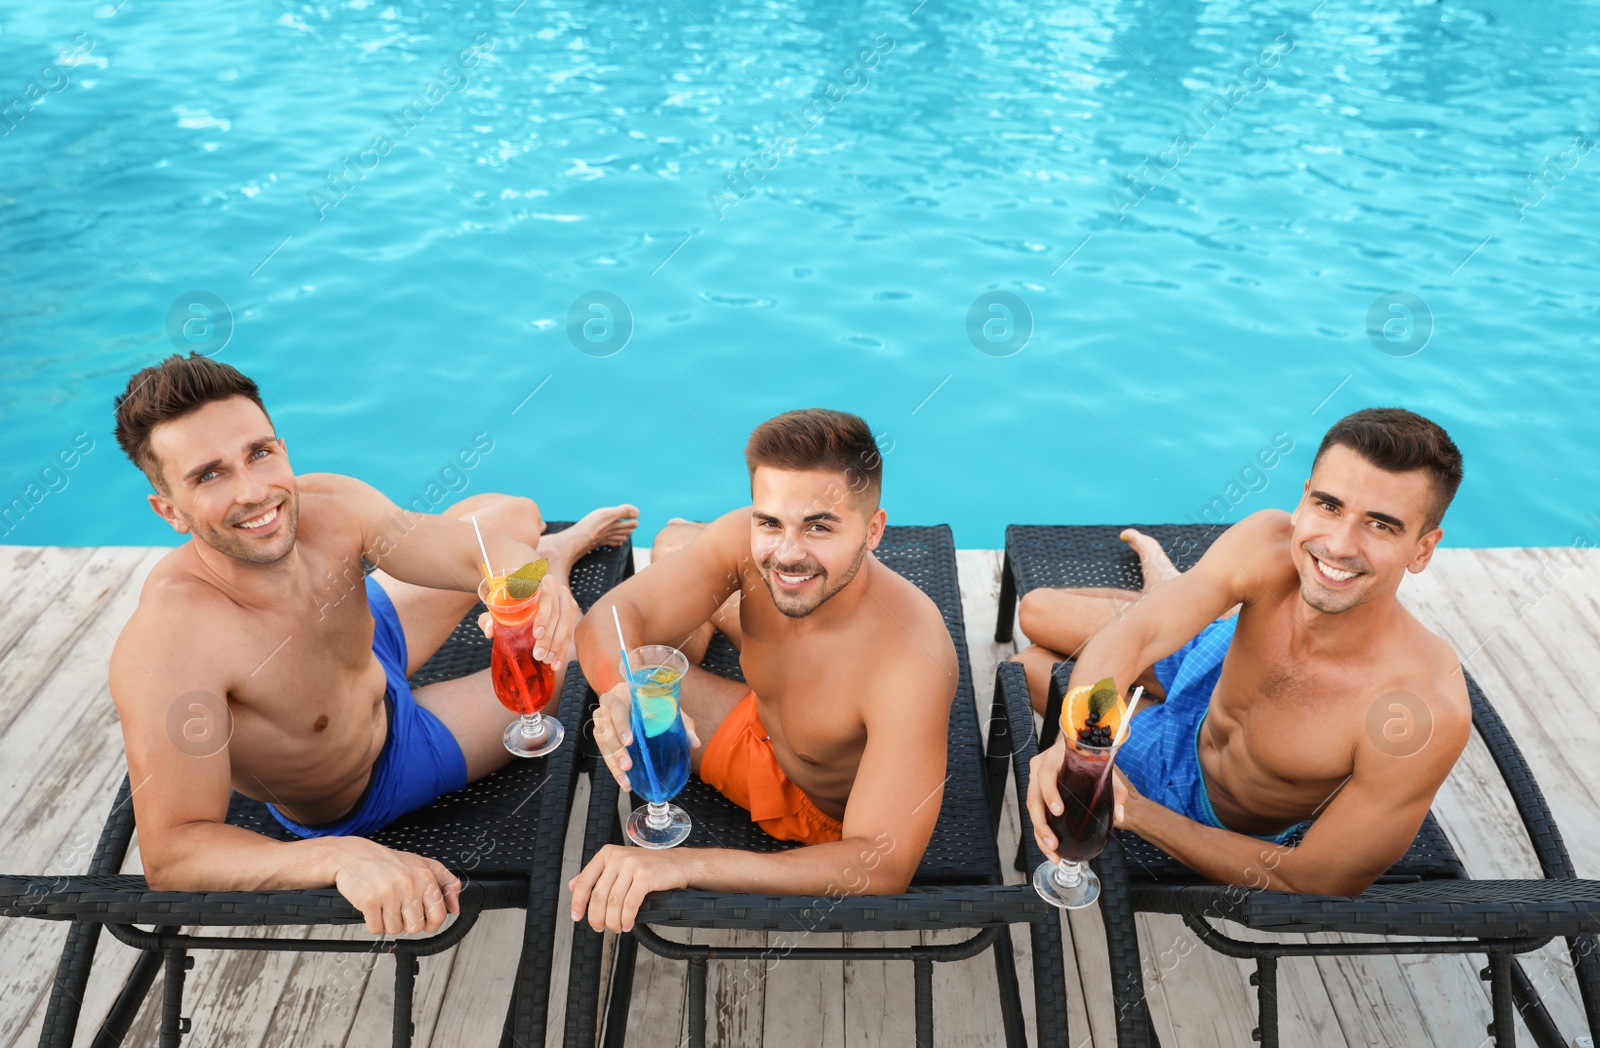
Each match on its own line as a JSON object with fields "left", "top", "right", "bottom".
{"left": 2, "top": 0, "right": 1596, "bottom": 549}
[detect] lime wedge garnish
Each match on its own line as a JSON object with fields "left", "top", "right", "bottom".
{"left": 504, "top": 558, "right": 549, "bottom": 600}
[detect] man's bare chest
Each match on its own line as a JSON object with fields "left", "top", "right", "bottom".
{"left": 740, "top": 641, "right": 867, "bottom": 763}
{"left": 1209, "top": 643, "right": 1369, "bottom": 786}
{"left": 222, "top": 589, "right": 381, "bottom": 723}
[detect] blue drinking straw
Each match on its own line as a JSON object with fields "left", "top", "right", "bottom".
{"left": 611, "top": 607, "right": 663, "bottom": 798}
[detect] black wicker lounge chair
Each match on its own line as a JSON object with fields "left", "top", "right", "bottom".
{"left": 0, "top": 523, "right": 632, "bottom": 1048}
{"left": 993, "top": 523, "right": 1600, "bottom": 1048}
{"left": 563, "top": 524, "right": 1061, "bottom": 1048}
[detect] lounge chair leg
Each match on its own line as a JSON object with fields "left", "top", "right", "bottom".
{"left": 1094, "top": 838, "right": 1154, "bottom": 1048}
{"left": 158, "top": 948, "right": 191, "bottom": 1048}
{"left": 913, "top": 956, "right": 934, "bottom": 1047}
{"left": 1510, "top": 956, "right": 1568, "bottom": 1048}
{"left": 1484, "top": 950, "right": 1516, "bottom": 1045}
{"left": 1249, "top": 955, "right": 1279, "bottom": 1047}
{"left": 985, "top": 671, "right": 1014, "bottom": 833}
{"left": 499, "top": 951, "right": 521, "bottom": 1048}
{"left": 686, "top": 955, "right": 708, "bottom": 1048}
{"left": 92, "top": 947, "right": 165, "bottom": 1048}
{"left": 393, "top": 949, "right": 418, "bottom": 1048}
{"left": 995, "top": 551, "right": 1017, "bottom": 643}
{"left": 601, "top": 933, "right": 639, "bottom": 1048}
{"left": 991, "top": 929, "right": 1028, "bottom": 1048}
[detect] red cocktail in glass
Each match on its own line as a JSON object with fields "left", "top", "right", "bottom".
{"left": 479, "top": 573, "right": 562, "bottom": 758}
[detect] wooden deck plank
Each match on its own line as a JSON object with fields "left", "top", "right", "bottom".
{"left": 762, "top": 933, "right": 845, "bottom": 1048}
{"left": 427, "top": 911, "right": 524, "bottom": 1047}
{"left": 543, "top": 774, "right": 590, "bottom": 1048}
{"left": 617, "top": 923, "right": 689, "bottom": 1045}
{"left": 841, "top": 930, "right": 919, "bottom": 1048}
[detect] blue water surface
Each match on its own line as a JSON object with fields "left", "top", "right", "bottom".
{"left": 2, "top": 0, "right": 1597, "bottom": 548}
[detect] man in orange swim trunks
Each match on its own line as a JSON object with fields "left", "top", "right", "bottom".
{"left": 567, "top": 409, "right": 959, "bottom": 933}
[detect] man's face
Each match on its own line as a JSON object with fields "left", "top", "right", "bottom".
{"left": 147, "top": 397, "right": 299, "bottom": 565}
{"left": 749, "top": 467, "right": 884, "bottom": 618}
{"left": 1289, "top": 444, "right": 1441, "bottom": 615}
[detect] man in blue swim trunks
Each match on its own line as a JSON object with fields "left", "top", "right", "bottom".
{"left": 1019, "top": 408, "right": 1471, "bottom": 894}
{"left": 108, "top": 354, "right": 638, "bottom": 934}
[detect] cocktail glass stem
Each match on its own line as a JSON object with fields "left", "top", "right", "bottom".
{"left": 626, "top": 800, "right": 692, "bottom": 849}
{"left": 503, "top": 708, "right": 563, "bottom": 758}
{"left": 1032, "top": 857, "right": 1102, "bottom": 909}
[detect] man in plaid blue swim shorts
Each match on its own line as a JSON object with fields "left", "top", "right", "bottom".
{"left": 1014, "top": 409, "right": 1473, "bottom": 896}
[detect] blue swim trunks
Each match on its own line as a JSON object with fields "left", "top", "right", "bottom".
{"left": 268, "top": 577, "right": 470, "bottom": 839}
{"left": 1116, "top": 616, "right": 1310, "bottom": 846}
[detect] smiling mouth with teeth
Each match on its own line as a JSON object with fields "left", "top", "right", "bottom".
{"left": 770, "top": 565, "right": 822, "bottom": 588}
{"left": 234, "top": 505, "right": 280, "bottom": 531}
{"left": 1312, "top": 555, "right": 1360, "bottom": 583}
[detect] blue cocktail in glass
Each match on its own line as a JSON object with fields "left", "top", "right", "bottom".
{"left": 621, "top": 645, "right": 693, "bottom": 849}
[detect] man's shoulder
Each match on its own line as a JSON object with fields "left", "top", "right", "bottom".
{"left": 1203, "top": 510, "right": 1299, "bottom": 592}
{"left": 1402, "top": 617, "right": 1472, "bottom": 728}
{"left": 121, "top": 558, "right": 235, "bottom": 655}
{"left": 295, "top": 471, "right": 362, "bottom": 496}
{"left": 1219, "top": 509, "right": 1294, "bottom": 554}
{"left": 861, "top": 560, "right": 958, "bottom": 694}
{"left": 1356, "top": 616, "right": 1472, "bottom": 772}
{"left": 675, "top": 507, "right": 754, "bottom": 570}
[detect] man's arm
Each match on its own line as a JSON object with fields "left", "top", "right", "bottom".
{"left": 1066, "top": 511, "right": 1284, "bottom": 694}
{"left": 1107, "top": 683, "right": 1470, "bottom": 895}
{"left": 1027, "top": 512, "right": 1289, "bottom": 851}
{"left": 576, "top": 507, "right": 749, "bottom": 698}
{"left": 310, "top": 473, "right": 538, "bottom": 593}
{"left": 110, "top": 599, "right": 461, "bottom": 934}
{"left": 309, "top": 474, "right": 577, "bottom": 664}
{"left": 576, "top": 509, "right": 749, "bottom": 783}
{"left": 568, "top": 644, "right": 958, "bottom": 932}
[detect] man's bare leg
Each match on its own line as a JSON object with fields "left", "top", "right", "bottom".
{"left": 651, "top": 518, "right": 743, "bottom": 664}
{"left": 1008, "top": 528, "right": 1179, "bottom": 714}
{"left": 676, "top": 665, "right": 754, "bottom": 775}
{"left": 377, "top": 494, "right": 639, "bottom": 781}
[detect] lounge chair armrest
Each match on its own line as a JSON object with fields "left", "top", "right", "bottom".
{"left": 1134, "top": 878, "right": 1600, "bottom": 940}
{"left": 994, "top": 661, "right": 1049, "bottom": 871}
{"left": 0, "top": 874, "right": 367, "bottom": 925}
{"left": 1466, "top": 674, "right": 1579, "bottom": 882}
{"left": 633, "top": 885, "right": 1049, "bottom": 933}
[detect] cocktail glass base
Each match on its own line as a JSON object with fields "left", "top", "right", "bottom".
{"left": 503, "top": 713, "right": 563, "bottom": 759}
{"left": 1033, "top": 859, "right": 1101, "bottom": 909}
{"left": 627, "top": 801, "right": 692, "bottom": 849}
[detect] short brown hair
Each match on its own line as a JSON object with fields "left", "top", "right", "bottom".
{"left": 114, "top": 354, "right": 271, "bottom": 491}
{"left": 1313, "top": 408, "right": 1463, "bottom": 532}
{"left": 745, "top": 409, "right": 882, "bottom": 508}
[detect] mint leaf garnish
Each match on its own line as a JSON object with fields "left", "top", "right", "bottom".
{"left": 1088, "top": 677, "right": 1120, "bottom": 721}
{"left": 504, "top": 558, "right": 549, "bottom": 600}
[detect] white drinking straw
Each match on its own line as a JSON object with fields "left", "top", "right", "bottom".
{"left": 1111, "top": 685, "right": 1146, "bottom": 748}
{"left": 612, "top": 605, "right": 634, "bottom": 679}
{"left": 469, "top": 514, "right": 494, "bottom": 584}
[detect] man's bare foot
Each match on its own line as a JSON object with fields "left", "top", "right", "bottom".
{"left": 1120, "top": 528, "right": 1179, "bottom": 591}
{"left": 540, "top": 505, "right": 640, "bottom": 578}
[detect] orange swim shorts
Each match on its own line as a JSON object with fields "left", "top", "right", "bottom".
{"left": 697, "top": 692, "right": 843, "bottom": 846}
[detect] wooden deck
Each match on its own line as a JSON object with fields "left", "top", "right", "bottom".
{"left": 2, "top": 542, "right": 1598, "bottom": 1047}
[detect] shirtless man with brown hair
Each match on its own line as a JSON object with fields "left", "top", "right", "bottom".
{"left": 108, "top": 354, "right": 637, "bottom": 934}
{"left": 1022, "top": 408, "right": 1471, "bottom": 895}
{"left": 566, "top": 409, "right": 958, "bottom": 933}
